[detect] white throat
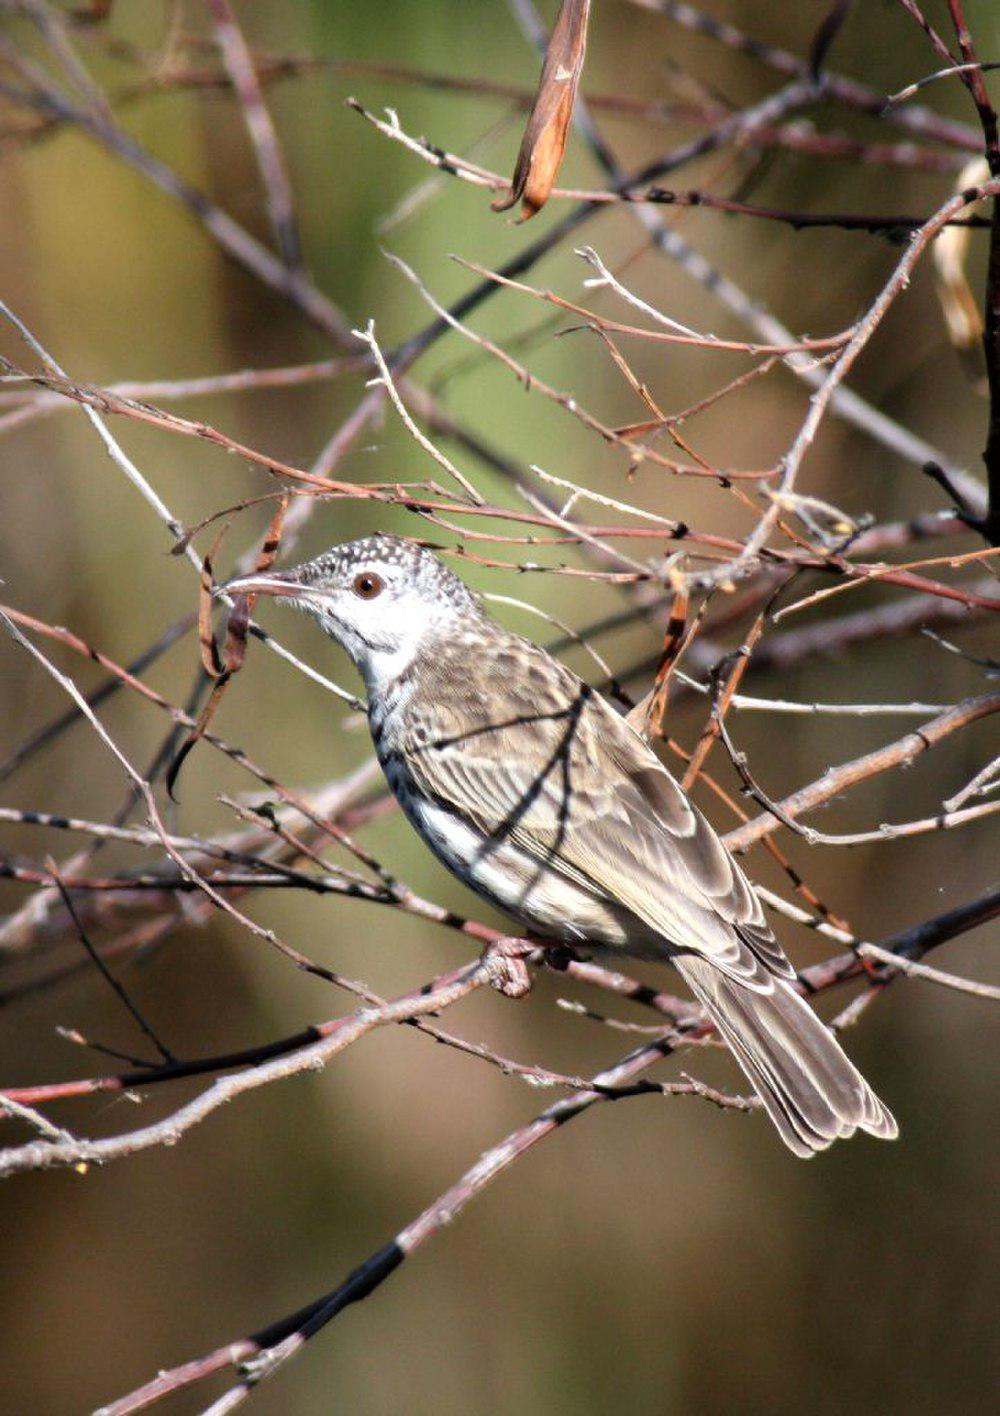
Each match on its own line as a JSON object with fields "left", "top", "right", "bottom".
{"left": 357, "top": 636, "right": 421, "bottom": 700}
{"left": 341, "top": 595, "right": 452, "bottom": 702}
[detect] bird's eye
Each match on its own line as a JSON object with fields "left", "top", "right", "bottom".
{"left": 352, "top": 570, "right": 385, "bottom": 600}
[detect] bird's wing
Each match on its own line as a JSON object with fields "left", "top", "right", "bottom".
{"left": 402, "top": 649, "right": 794, "bottom": 985}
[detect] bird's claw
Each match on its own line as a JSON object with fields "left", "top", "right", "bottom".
{"left": 481, "top": 937, "right": 534, "bottom": 998}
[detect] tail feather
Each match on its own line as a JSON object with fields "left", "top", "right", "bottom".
{"left": 674, "top": 954, "right": 898, "bottom": 1158}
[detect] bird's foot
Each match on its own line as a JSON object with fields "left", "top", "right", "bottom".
{"left": 480, "top": 937, "right": 535, "bottom": 999}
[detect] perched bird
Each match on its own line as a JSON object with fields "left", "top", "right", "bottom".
{"left": 226, "top": 534, "right": 897, "bottom": 1158}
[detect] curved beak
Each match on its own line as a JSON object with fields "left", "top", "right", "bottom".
{"left": 217, "top": 571, "right": 304, "bottom": 600}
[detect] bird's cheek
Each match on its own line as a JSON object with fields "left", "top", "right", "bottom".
{"left": 323, "top": 598, "right": 353, "bottom": 632}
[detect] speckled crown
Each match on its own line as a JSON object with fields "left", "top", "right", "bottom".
{"left": 287, "top": 534, "right": 483, "bottom": 613}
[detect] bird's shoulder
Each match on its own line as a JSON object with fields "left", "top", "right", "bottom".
{"left": 404, "top": 624, "right": 588, "bottom": 735}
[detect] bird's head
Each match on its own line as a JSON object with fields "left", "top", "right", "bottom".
{"left": 222, "top": 534, "right": 483, "bottom": 694}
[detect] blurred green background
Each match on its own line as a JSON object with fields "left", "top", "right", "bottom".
{"left": 1, "top": 3, "right": 998, "bottom": 1412}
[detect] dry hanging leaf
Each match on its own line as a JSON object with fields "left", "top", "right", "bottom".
{"left": 167, "top": 496, "right": 289, "bottom": 799}
{"left": 196, "top": 522, "right": 233, "bottom": 680}
{"left": 624, "top": 581, "right": 696, "bottom": 742}
{"left": 643, "top": 583, "right": 691, "bottom": 741}
{"left": 218, "top": 493, "right": 289, "bottom": 679}
{"left": 934, "top": 156, "right": 989, "bottom": 395}
{"left": 493, "top": 0, "right": 591, "bottom": 221}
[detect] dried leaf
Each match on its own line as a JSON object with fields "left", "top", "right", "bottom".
{"left": 680, "top": 582, "right": 789, "bottom": 794}
{"left": 625, "top": 582, "right": 695, "bottom": 742}
{"left": 493, "top": 0, "right": 591, "bottom": 221}
{"left": 165, "top": 676, "right": 231, "bottom": 802}
{"left": 197, "top": 523, "right": 232, "bottom": 679}
{"left": 168, "top": 497, "right": 289, "bottom": 799}
{"left": 219, "top": 493, "right": 289, "bottom": 675}
{"left": 934, "top": 157, "right": 989, "bottom": 395}
{"left": 642, "top": 583, "right": 690, "bottom": 740}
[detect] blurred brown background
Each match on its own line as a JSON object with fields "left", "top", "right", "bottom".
{"left": 1, "top": 2, "right": 998, "bottom": 1412}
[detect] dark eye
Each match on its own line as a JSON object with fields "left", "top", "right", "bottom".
{"left": 352, "top": 570, "right": 385, "bottom": 600}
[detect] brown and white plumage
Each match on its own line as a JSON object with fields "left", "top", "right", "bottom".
{"left": 228, "top": 535, "right": 898, "bottom": 1158}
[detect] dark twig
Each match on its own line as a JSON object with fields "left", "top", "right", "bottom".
{"left": 46, "top": 868, "right": 175, "bottom": 1065}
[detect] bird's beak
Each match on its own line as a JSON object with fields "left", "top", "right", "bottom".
{"left": 217, "top": 571, "right": 305, "bottom": 600}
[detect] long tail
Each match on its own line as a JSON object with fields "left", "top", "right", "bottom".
{"left": 673, "top": 954, "right": 898, "bottom": 1158}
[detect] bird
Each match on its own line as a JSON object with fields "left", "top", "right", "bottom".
{"left": 225, "top": 533, "right": 897, "bottom": 1158}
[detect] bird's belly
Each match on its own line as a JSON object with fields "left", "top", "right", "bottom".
{"left": 386, "top": 769, "right": 631, "bottom": 947}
